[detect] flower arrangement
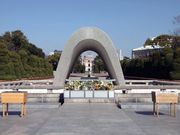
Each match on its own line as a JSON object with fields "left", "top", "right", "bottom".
{"left": 65, "top": 80, "right": 114, "bottom": 90}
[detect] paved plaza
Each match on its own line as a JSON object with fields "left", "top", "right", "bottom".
{"left": 0, "top": 103, "right": 180, "bottom": 135}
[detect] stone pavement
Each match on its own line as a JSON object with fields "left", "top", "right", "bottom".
{"left": 0, "top": 103, "right": 180, "bottom": 135}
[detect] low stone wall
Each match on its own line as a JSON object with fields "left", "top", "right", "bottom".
{"left": 65, "top": 98, "right": 114, "bottom": 103}
{"left": 1, "top": 92, "right": 180, "bottom": 104}
{"left": 115, "top": 93, "right": 180, "bottom": 103}
{"left": 19, "top": 93, "right": 180, "bottom": 103}
{"left": 27, "top": 93, "right": 62, "bottom": 103}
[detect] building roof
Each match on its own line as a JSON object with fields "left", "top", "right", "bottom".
{"left": 132, "top": 45, "right": 164, "bottom": 51}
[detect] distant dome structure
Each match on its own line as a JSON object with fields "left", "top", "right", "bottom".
{"left": 53, "top": 27, "right": 125, "bottom": 87}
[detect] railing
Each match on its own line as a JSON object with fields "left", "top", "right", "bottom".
{"left": 0, "top": 84, "right": 180, "bottom": 90}
{"left": 125, "top": 80, "right": 180, "bottom": 86}
{"left": 114, "top": 85, "right": 180, "bottom": 90}
{"left": 1, "top": 79, "right": 180, "bottom": 89}
{"left": 125, "top": 80, "right": 152, "bottom": 86}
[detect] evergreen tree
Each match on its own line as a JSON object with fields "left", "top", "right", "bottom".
{"left": 93, "top": 55, "right": 107, "bottom": 73}
{"left": 0, "top": 30, "right": 53, "bottom": 80}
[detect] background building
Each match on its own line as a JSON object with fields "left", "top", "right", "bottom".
{"left": 132, "top": 45, "right": 164, "bottom": 59}
{"left": 48, "top": 50, "right": 62, "bottom": 56}
{"left": 117, "top": 49, "right": 123, "bottom": 60}
{"left": 81, "top": 55, "right": 94, "bottom": 73}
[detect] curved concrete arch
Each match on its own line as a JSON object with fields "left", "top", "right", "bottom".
{"left": 53, "top": 27, "right": 125, "bottom": 87}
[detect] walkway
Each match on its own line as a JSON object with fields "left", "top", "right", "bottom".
{"left": 0, "top": 103, "right": 180, "bottom": 135}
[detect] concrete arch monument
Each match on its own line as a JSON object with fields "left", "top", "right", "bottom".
{"left": 53, "top": 27, "right": 125, "bottom": 87}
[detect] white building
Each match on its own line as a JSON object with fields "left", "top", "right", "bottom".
{"left": 81, "top": 55, "right": 94, "bottom": 73}
{"left": 117, "top": 49, "right": 123, "bottom": 60}
{"left": 48, "top": 50, "right": 62, "bottom": 56}
{"left": 132, "top": 45, "right": 164, "bottom": 59}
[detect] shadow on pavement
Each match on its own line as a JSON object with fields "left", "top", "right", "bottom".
{"left": 0, "top": 111, "right": 21, "bottom": 117}
{"left": 135, "top": 111, "right": 165, "bottom": 116}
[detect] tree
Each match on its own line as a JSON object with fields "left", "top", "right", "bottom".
{"left": 144, "top": 35, "right": 173, "bottom": 47}
{"left": 0, "top": 30, "right": 53, "bottom": 80}
{"left": 121, "top": 37, "right": 175, "bottom": 79}
{"left": 153, "top": 35, "right": 173, "bottom": 46}
{"left": 144, "top": 38, "right": 153, "bottom": 46}
{"left": 0, "top": 43, "right": 15, "bottom": 80}
{"left": 121, "top": 15, "right": 180, "bottom": 80}
{"left": 28, "top": 43, "right": 45, "bottom": 58}
{"left": 11, "top": 30, "right": 28, "bottom": 51}
{"left": 9, "top": 51, "right": 25, "bottom": 79}
{"left": 173, "top": 15, "right": 180, "bottom": 36}
{"left": 93, "top": 55, "right": 107, "bottom": 73}
{"left": 72, "top": 57, "right": 85, "bottom": 73}
{"left": 170, "top": 15, "right": 180, "bottom": 79}
{"left": 47, "top": 53, "right": 61, "bottom": 71}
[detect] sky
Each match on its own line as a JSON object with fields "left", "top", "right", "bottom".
{"left": 0, "top": 0, "right": 180, "bottom": 57}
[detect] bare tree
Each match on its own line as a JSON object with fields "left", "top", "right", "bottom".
{"left": 173, "top": 15, "right": 180, "bottom": 35}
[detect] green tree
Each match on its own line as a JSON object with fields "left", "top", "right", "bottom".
{"left": 153, "top": 35, "right": 173, "bottom": 46}
{"left": 9, "top": 51, "right": 25, "bottom": 79}
{"left": 73, "top": 57, "right": 85, "bottom": 73}
{"left": 0, "top": 43, "right": 15, "bottom": 80}
{"left": 144, "top": 35, "right": 173, "bottom": 47}
{"left": 47, "top": 53, "right": 61, "bottom": 70}
{"left": 93, "top": 55, "right": 107, "bottom": 73}
{"left": 122, "top": 38, "right": 175, "bottom": 79}
{"left": 28, "top": 43, "right": 45, "bottom": 58}
{"left": 0, "top": 30, "right": 53, "bottom": 80}
{"left": 144, "top": 38, "right": 153, "bottom": 46}
{"left": 11, "top": 30, "right": 28, "bottom": 51}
